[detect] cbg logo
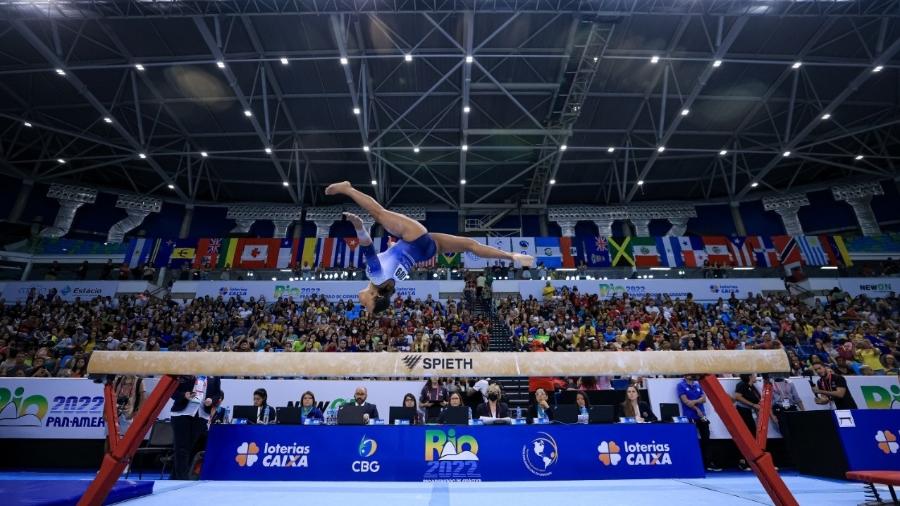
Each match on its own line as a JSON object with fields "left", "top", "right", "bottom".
{"left": 597, "top": 441, "right": 621, "bottom": 466}
{"left": 352, "top": 436, "right": 380, "bottom": 473}
{"left": 235, "top": 442, "right": 260, "bottom": 467}
{"left": 876, "top": 430, "right": 898, "bottom": 454}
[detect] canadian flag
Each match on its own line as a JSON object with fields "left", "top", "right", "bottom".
{"left": 236, "top": 239, "right": 279, "bottom": 269}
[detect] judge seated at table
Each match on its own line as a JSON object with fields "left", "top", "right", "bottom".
{"left": 252, "top": 388, "right": 276, "bottom": 425}
{"left": 475, "top": 383, "right": 509, "bottom": 419}
{"left": 527, "top": 388, "right": 555, "bottom": 423}
{"left": 352, "top": 386, "right": 379, "bottom": 423}
{"left": 438, "top": 392, "right": 472, "bottom": 424}
{"left": 299, "top": 391, "right": 324, "bottom": 422}
{"left": 618, "top": 384, "right": 657, "bottom": 422}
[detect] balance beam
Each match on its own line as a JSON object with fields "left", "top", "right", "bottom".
{"left": 86, "top": 349, "right": 789, "bottom": 377}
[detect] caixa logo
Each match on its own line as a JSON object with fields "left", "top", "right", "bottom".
{"left": 352, "top": 436, "right": 380, "bottom": 473}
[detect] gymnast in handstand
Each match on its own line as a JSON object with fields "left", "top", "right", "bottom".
{"left": 325, "top": 180, "right": 535, "bottom": 314}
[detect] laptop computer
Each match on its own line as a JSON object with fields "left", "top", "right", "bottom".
{"left": 589, "top": 405, "right": 616, "bottom": 424}
{"left": 276, "top": 407, "right": 302, "bottom": 425}
{"left": 337, "top": 405, "right": 368, "bottom": 425}
{"left": 554, "top": 404, "right": 580, "bottom": 424}
{"left": 232, "top": 405, "right": 256, "bottom": 423}
{"left": 441, "top": 406, "right": 470, "bottom": 425}
{"left": 389, "top": 406, "right": 417, "bottom": 425}
{"left": 660, "top": 403, "right": 681, "bottom": 422}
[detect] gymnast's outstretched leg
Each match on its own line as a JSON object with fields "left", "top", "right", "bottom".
{"left": 325, "top": 180, "right": 424, "bottom": 242}
{"left": 430, "top": 233, "right": 534, "bottom": 267}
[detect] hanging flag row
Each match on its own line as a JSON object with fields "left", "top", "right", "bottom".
{"left": 122, "top": 235, "right": 854, "bottom": 270}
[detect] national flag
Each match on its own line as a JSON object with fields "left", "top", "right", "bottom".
{"left": 676, "top": 236, "right": 706, "bottom": 267}
{"left": 632, "top": 236, "right": 660, "bottom": 267}
{"left": 462, "top": 237, "right": 489, "bottom": 268}
{"left": 217, "top": 238, "right": 239, "bottom": 269}
{"left": 535, "top": 237, "right": 562, "bottom": 268}
{"left": 314, "top": 238, "right": 337, "bottom": 268}
{"left": 772, "top": 235, "right": 803, "bottom": 271}
{"left": 608, "top": 237, "right": 634, "bottom": 267}
{"left": 167, "top": 239, "right": 198, "bottom": 269}
{"left": 194, "top": 238, "right": 222, "bottom": 268}
{"left": 438, "top": 252, "right": 461, "bottom": 268}
{"left": 276, "top": 238, "right": 299, "bottom": 269}
{"left": 300, "top": 238, "right": 318, "bottom": 269}
{"left": 123, "top": 238, "right": 155, "bottom": 268}
{"left": 584, "top": 236, "right": 611, "bottom": 267}
{"left": 797, "top": 236, "right": 828, "bottom": 266}
{"left": 704, "top": 236, "right": 732, "bottom": 265}
{"left": 488, "top": 237, "right": 512, "bottom": 253}
{"left": 822, "top": 235, "right": 853, "bottom": 267}
{"left": 747, "top": 236, "right": 779, "bottom": 267}
{"left": 235, "top": 238, "right": 279, "bottom": 269}
{"left": 153, "top": 239, "right": 176, "bottom": 268}
{"left": 344, "top": 238, "right": 365, "bottom": 268}
{"left": 559, "top": 237, "right": 580, "bottom": 268}
{"left": 727, "top": 237, "right": 754, "bottom": 267}
{"left": 655, "top": 236, "right": 684, "bottom": 267}
{"left": 416, "top": 255, "right": 436, "bottom": 268}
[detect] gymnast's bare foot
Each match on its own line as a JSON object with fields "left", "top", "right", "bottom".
{"left": 326, "top": 181, "right": 352, "bottom": 195}
{"left": 513, "top": 253, "right": 535, "bottom": 268}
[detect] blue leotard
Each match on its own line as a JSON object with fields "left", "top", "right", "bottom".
{"left": 362, "top": 234, "right": 437, "bottom": 285}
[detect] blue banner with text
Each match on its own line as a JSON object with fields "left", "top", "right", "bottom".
{"left": 201, "top": 424, "right": 704, "bottom": 481}
{"left": 836, "top": 409, "right": 900, "bottom": 471}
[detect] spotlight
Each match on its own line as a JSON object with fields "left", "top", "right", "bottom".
{"left": 353, "top": 107, "right": 360, "bottom": 115}
{"left": 791, "top": 61, "right": 802, "bottom": 69}
{"left": 244, "top": 109, "right": 253, "bottom": 117}
{"left": 821, "top": 113, "right": 831, "bottom": 120}
{"left": 23, "top": 121, "right": 32, "bottom": 128}
{"left": 680, "top": 109, "right": 690, "bottom": 116}
{"left": 280, "top": 57, "right": 289, "bottom": 65}
{"left": 138, "top": 153, "right": 147, "bottom": 159}
{"left": 873, "top": 65, "right": 884, "bottom": 73}
{"left": 363, "top": 145, "right": 370, "bottom": 152}
{"left": 650, "top": 55, "right": 660, "bottom": 64}
{"left": 463, "top": 106, "right": 471, "bottom": 114}
{"left": 103, "top": 117, "right": 113, "bottom": 124}
{"left": 460, "top": 179, "right": 467, "bottom": 185}
{"left": 282, "top": 181, "right": 289, "bottom": 186}
{"left": 216, "top": 61, "right": 226, "bottom": 69}
{"left": 272, "top": 277, "right": 277, "bottom": 281}
{"left": 751, "top": 181, "right": 759, "bottom": 188}
{"left": 413, "top": 146, "right": 420, "bottom": 153}
{"left": 200, "top": 151, "right": 208, "bottom": 158}
{"left": 607, "top": 147, "right": 615, "bottom": 153}
{"left": 340, "top": 57, "right": 348, "bottom": 65}
{"left": 782, "top": 150, "right": 791, "bottom": 157}
{"left": 712, "top": 59, "right": 722, "bottom": 68}
{"left": 855, "top": 155, "right": 864, "bottom": 161}
{"left": 560, "top": 144, "right": 567, "bottom": 151}
{"left": 719, "top": 150, "right": 728, "bottom": 156}
{"left": 264, "top": 147, "right": 272, "bottom": 154}
{"left": 371, "top": 180, "right": 378, "bottom": 185}
{"left": 167, "top": 184, "right": 175, "bottom": 189}
{"left": 465, "top": 55, "right": 474, "bottom": 64}
{"left": 657, "top": 146, "right": 666, "bottom": 153}
{"left": 549, "top": 179, "right": 556, "bottom": 185}
{"left": 57, "top": 159, "right": 66, "bottom": 164}
{"left": 404, "top": 54, "right": 413, "bottom": 62}
{"left": 55, "top": 68, "right": 66, "bottom": 76}
{"left": 134, "top": 63, "right": 145, "bottom": 71}
{"left": 637, "top": 180, "right": 644, "bottom": 186}
{"left": 461, "top": 144, "right": 468, "bottom": 151}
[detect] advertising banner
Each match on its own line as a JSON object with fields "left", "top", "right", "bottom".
{"left": 837, "top": 278, "right": 900, "bottom": 298}
{"left": 835, "top": 409, "right": 900, "bottom": 471}
{"left": 0, "top": 378, "right": 421, "bottom": 439}
{"left": 190, "top": 281, "right": 441, "bottom": 303}
{"left": 1, "top": 281, "right": 121, "bottom": 303}
{"left": 201, "top": 423, "right": 703, "bottom": 481}
{"left": 512, "top": 279, "right": 783, "bottom": 302}
{"left": 645, "top": 376, "right": 899, "bottom": 439}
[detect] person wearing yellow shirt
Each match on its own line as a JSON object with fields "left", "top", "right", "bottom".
{"left": 542, "top": 282, "right": 555, "bottom": 301}
{"left": 639, "top": 322, "right": 651, "bottom": 340}
{"left": 855, "top": 341, "right": 884, "bottom": 372}
{"left": 578, "top": 322, "right": 596, "bottom": 340}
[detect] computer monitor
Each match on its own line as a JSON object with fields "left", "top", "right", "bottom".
{"left": 337, "top": 405, "right": 368, "bottom": 425}
{"left": 389, "top": 407, "right": 416, "bottom": 425}
{"left": 232, "top": 405, "right": 256, "bottom": 422}
{"left": 554, "top": 404, "right": 579, "bottom": 424}
{"left": 660, "top": 403, "right": 681, "bottom": 422}
{"left": 589, "top": 405, "right": 616, "bottom": 424}
{"left": 276, "top": 407, "right": 302, "bottom": 425}
{"left": 441, "top": 406, "right": 470, "bottom": 425}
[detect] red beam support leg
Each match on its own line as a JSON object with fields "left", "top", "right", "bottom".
{"left": 102, "top": 382, "right": 120, "bottom": 454}
{"left": 756, "top": 382, "right": 773, "bottom": 449}
{"left": 78, "top": 375, "right": 179, "bottom": 506}
{"left": 700, "top": 375, "right": 798, "bottom": 506}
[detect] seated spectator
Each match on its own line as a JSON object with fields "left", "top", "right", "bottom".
{"left": 298, "top": 391, "right": 324, "bottom": 422}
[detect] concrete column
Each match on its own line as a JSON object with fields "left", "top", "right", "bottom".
{"left": 774, "top": 207, "right": 804, "bottom": 236}
{"left": 621, "top": 220, "right": 632, "bottom": 237}
{"left": 9, "top": 178, "right": 34, "bottom": 222}
{"left": 631, "top": 219, "right": 651, "bottom": 237}
{"left": 292, "top": 222, "right": 302, "bottom": 239}
{"left": 593, "top": 219, "right": 614, "bottom": 236}
{"left": 272, "top": 220, "right": 292, "bottom": 238}
{"left": 845, "top": 196, "right": 881, "bottom": 236}
{"left": 230, "top": 219, "right": 256, "bottom": 234}
{"left": 314, "top": 220, "right": 332, "bottom": 238}
{"left": 179, "top": 205, "right": 194, "bottom": 239}
{"left": 729, "top": 202, "right": 747, "bottom": 236}
{"left": 554, "top": 220, "right": 576, "bottom": 236}
{"left": 538, "top": 214, "right": 549, "bottom": 237}
{"left": 667, "top": 217, "right": 690, "bottom": 236}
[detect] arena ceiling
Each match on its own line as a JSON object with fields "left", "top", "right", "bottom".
{"left": 0, "top": 0, "right": 899, "bottom": 211}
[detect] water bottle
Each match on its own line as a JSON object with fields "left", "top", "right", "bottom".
{"left": 516, "top": 406, "right": 522, "bottom": 419}
{"left": 262, "top": 405, "right": 270, "bottom": 425}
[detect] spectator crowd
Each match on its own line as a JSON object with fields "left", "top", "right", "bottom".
{"left": 0, "top": 282, "right": 898, "bottom": 381}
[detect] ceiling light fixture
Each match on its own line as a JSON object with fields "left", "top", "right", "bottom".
{"left": 713, "top": 59, "right": 723, "bottom": 68}
{"left": 103, "top": 117, "right": 113, "bottom": 124}
{"left": 560, "top": 144, "right": 567, "bottom": 151}
{"left": 607, "top": 147, "right": 615, "bottom": 153}
{"left": 404, "top": 54, "right": 413, "bottom": 62}
{"left": 657, "top": 146, "right": 666, "bottom": 153}
{"left": 680, "top": 108, "right": 690, "bottom": 116}
{"left": 855, "top": 155, "right": 864, "bottom": 161}
{"left": 637, "top": 180, "right": 644, "bottom": 186}
{"left": 167, "top": 184, "right": 175, "bottom": 189}
{"left": 264, "top": 147, "right": 272, "bottom": 154}
{"left": 282, "top": 181, "right": 289, "bottom": 186}
{"left": 216, "top": 61, "right": 226, "bottom": 69}
{"left": 55, "top": 68, "right": 66, "bottom": 76}
{"left": 340, "top": 57, "right": 348, "bottom": 65}
{"left": 650, "top": 55, "right": 660, "bottom": 64}
{"left": 549, "top": 179, "right": 556, "bottom": 185}
{"left": 57, "top": 158, "right": 66, "bottom": 164}
{"left": 872, "top": 65, "right": 884, "bottom": 73}
{"left": 23, "top": 121, "right": 32, "bottom": 128}
{"left": 413, "top": 146, "right": 420, "bottom": 153}
{"left": 465, "top": 55, "right": 474, "bottom": 64}
{"left": 782, "top": 150, "right": 791, "bottom": 157}
{"left": 280, "top": 57, "right": 289, "bottom": 65}
{"left": 461, "top": 144, "right": 468, "bottom": 151}
{"left": 200, "top": 151, "right": 208, "bottom": 158}
{"left": 138, "top": 153, "right": 147, "bottom": 159}
{"left": 353, "top": 107, "right": 360, "bottom": 115}
{"left": 791, "top": 61, "right": 802, "bottom": 69}
{"left": 463, "top": 106, "right": 471, "bottom": 114}
{"left": 371, "top": 180, "right": 377, "bottom": 185}
{"left": 243, "top": 109, "right": 252, "bottom": 117}
{"left": 751, "top": 181, "right": 759, "bottom": 188}
{"left": 719, "top": 150, "right": 728, "bottom": 156}
{"left": 363, "top": 145, "right": 370, "bottom": 152}
{"left": 821, "top": 113, "right": 831, "bottom": 120}
{"left": 134, "top": 63, "right": 145, "bottom": 71}
{"left": 460, "top": 179, "right": 467, "bottom": 185}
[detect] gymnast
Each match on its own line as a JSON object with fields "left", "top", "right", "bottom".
{"left": 325, "top": 180, "right": 535, "bottom": 314}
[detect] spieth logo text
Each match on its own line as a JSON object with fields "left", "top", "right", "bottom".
{"left": 401, "top": 355, "right": 473, "bottom": 371}
{"left": 236, "top": 441, "right": 310, "bottom": 468}
{"left": 598, "top": 440, "right": 672, "bottom": 466}
{"left": 352, "top": 436, "right": 380, "bottom": 473}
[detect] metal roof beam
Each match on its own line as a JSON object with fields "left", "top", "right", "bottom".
{"left": 459, "top": 11, "right": 473, "bottom": 208}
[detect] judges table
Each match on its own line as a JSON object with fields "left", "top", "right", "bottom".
{"left": 201, "top": 423, "right": 704, "bottom": 481}
{"left": 782, "top": 409, "right": 900, "bottom": 479}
